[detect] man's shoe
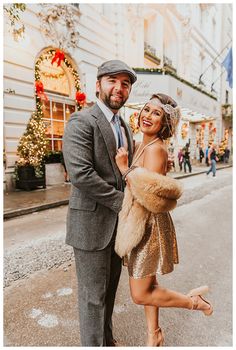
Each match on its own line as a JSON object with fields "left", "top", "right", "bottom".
{"left": 107, "top": 339, "right": 120, "bottom": 346}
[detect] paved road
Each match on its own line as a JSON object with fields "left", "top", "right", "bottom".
{"left": 4, "top": 168, "right": 232, "bottom": 346}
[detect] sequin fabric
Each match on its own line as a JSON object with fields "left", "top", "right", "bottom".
{"left": 124, "top": 143, "right": 179, "bottom": 279}
{"left": 125, "top": 212, "right": 179, "bottom": 279}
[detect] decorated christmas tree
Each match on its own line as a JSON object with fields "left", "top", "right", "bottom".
{"left": 15, "top": 110, "right": 49, "bottom": 177}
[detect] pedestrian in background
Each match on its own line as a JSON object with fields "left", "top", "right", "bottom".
{"left": 63, "top": 60, "right": 137, "bottom": 346}
{"left": 168, "top": 143, "right": 176, "bottom": 171}
{"left": 224, "top": 147, "right": 230, "bottom": 163}
{"left": 205, "top": 145, "right": 210, "bottom": 166}
{"left": 183, "top": 143, "right": 192, "bottom": 173}
{"left": 199, "top": 147, "right": 204, "bottom": 163}
{"left": 115, "top": 93, "right": 213, "bottom": 347}
{"left": 178, "top": 148, "right": 184, "bottom": 171}
{"left": 206, "top": 144, "right": 218, "bottom": 177}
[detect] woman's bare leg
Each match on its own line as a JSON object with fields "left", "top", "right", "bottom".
{"left": 129, "top": 276, "right": 210, "bottom": 311}
{"left": 145, "top": 305, "right": 161, "bottom": 346}
{"left": 143, "top": 276, "right": 161, "bottom": 346}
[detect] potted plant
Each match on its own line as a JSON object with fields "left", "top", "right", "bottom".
{"left": 43, "top": 150, "right": 66, "bottom": 185}
{"left": 14, "top": 110, "right": 49, "bottom": 190}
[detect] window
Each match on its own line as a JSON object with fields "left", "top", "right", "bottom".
{"left": 36, "top": 50, "right": 79, "bottom": 151}
{"left": 225, "top": 90, "right": 229, "bottom": 104}
{"left": 42, "top": 96, "right": 76, "bottom": 151}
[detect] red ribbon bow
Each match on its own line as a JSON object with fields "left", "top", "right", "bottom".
{"left": 51, "top": 50, "right": 65, "bottom": 67}
{"left": 35, "top": 81, "right": 48, "bottom": 101}
{"left": 75, "top": 91, "right": 86, "bottom": 105}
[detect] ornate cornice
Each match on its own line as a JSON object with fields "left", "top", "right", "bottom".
{"left": 38, "top": 4, "right": 80, "bottom": 50}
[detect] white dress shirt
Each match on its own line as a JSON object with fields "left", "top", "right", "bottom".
{"left": 96, "top": 98, "right": 128, "bottom": 150}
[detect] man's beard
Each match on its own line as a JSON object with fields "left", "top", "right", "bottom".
{"left": 102, "top": 93, "right": 128, "bottom": 110}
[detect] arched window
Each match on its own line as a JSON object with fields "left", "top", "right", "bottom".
{"left": 35, "top": 49, "right": 82, "bottom": 151}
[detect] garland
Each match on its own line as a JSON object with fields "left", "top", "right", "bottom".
{"left": 133, "top": 67, "right": 217, "bottom": 101}
{"left": 129, "top": 112, "right": 140, "bottom": 134}
{"left": 35, "top": 49, "right": 86, "bottom": 117}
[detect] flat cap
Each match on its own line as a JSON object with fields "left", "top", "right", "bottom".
{"left": 97, "top": 60, "right": 137, "bottom": 84}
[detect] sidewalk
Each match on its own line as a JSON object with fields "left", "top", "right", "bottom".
{"left": 4, "top": 163, "right": 232, "bottom": 220}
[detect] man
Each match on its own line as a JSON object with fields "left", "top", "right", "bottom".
{"left": 205, "top": 145, "right": 210, "bottom": 166}
{"left": 183, "top": 143, "right": 192, "bottom": 173}
{"left": 224, "top": 146, "right": 230, "bottom": 163}
{"left": 63, "top": 60, "right": 137, "bottom": 346}
{"left": 206, "top": 144, "right": 218, "bottom": 177}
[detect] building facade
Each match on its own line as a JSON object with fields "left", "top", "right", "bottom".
{"left": 3, "top": 3, "right": 232, "bottom": 190}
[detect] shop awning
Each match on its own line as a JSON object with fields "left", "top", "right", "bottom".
{"left": 124, "top": 102, "right": 145, "bottom": 110}
{"left": 181, "top": 108, "right": 216, "bottom": 123}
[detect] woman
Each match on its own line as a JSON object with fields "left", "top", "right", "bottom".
{"left": 115, "top": 93, "right": 213, "bottom": 346}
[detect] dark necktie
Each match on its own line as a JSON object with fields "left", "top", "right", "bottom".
{"left": 112, "top": 114, "right": 124, "bottom": 148}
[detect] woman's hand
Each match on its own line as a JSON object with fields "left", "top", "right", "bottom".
{"left": 115, "top": 147, "right": 129, "bottom": 174}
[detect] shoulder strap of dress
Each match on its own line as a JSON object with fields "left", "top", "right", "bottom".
{"left": 132, "top": 138, "right": 159, "bottom": 166}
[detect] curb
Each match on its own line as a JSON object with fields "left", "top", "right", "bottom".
{"left": 4, "top": 200, "right": 69, "bottom": 220}
{"left": 172, "top": 164, "right": 232, "bottom": 180}
{"left": 4, "top": 165, "right": 232, "bottom": 220}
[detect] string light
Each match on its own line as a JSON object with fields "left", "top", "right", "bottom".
{"left": 16, "top": 110, "right": 49, "bottom": 178}
{"left": 66, "top": 105, "right": 70, "bottom": 114}
{"left": 53, "top": 103, "right": 57, "bottom": 112}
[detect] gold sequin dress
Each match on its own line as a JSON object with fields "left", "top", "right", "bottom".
{"left": 125, "top": 141, "right": 179, "bottom": 279}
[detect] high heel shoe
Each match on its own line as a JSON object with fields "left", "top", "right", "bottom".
{"left": 187, "top": 285, "right": 213, "bottom": 316}
{"left": 147, "top": 327, "right": 164, "bottom": 347}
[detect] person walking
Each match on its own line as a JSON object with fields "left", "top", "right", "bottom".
{"left": 63, "top": 60, "right": 137, "bottom": 346}
{"left": 199, "top": 147, "right": 204, "bottom": 163}
{"left": 115, "top": 93, "right": 213, "bottom": 347}
{"left": 224, "top": 147, "right": 230, "bottom": 163}
{"left": 177, "top": 148, "right": 184, "bottom": 171}
{"left": 183, "top": 143, "right": 192, "bottom": 173}
{"left": 206, "top": 144, "right": 218, "bottom": 177}
{"left": 205, "top": 145, "right": 210, "bottom": 166}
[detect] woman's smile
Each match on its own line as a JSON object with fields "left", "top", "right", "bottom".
{"left": 142, "top": 119, "right": 153, "bottom": 127}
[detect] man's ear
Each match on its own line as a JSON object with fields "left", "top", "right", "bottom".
{"left": 96, "top": 80, "right": 100, "bottom": 95}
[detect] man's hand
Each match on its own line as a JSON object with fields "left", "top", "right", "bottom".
{"left": 115, "top": 147, "right": 129, "bottom": 174}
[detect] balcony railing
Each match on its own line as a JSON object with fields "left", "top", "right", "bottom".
{"left": 222, "top": 104, "right": 233, "bottom": 121}
{"left": 163, "top": 55, "right": 177, "bottom": 73}
{"left": 144, "top": 42, "right": 161, "bottom": 65}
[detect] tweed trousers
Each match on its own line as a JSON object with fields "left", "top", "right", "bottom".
{"left": 73, "top": 240, "right": 122, "bottom": 346}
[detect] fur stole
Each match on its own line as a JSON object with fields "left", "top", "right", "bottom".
{"left": 115, "top": 167, "right": 183, "bottom": 258}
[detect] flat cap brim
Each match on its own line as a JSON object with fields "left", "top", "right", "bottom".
{"left": 97, "top": 60, "right": 137, "bottom": 84}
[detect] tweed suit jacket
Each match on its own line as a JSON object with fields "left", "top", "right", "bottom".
{"left": 63, "top": 103, "right": 133, "bottom": 251}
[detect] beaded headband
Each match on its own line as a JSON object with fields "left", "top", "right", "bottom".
{"left": 146, "top": 100, "right": 181, "bottom": 136}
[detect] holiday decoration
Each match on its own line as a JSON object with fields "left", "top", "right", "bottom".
{"left": 35, "top": 80, "right": 48, "bottom": 101}
{"left": 75, "top": 91, "right": 86, "bottom": 106}
{"left": 4, "top": 3, "right": 26, "bottom": 41}
{"left": 51, "top": 49, "right": 65, "bottom": 67}
{"left": 35, "top": 49, "right": 86, "bottom": 111}
{"left": 181, "top": 122, "right": 188, "bottom": 139}
{"left": 196, "top": 124, "right": 205, "bottom": 148}
{"left": 15, "top": 110, "right": 49, "bottom": 178}
{"left": 129, "top": 112, "right": 140, "bottom": 134}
